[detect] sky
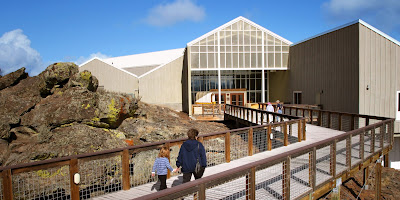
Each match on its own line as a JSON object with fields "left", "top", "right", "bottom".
{"left": 1, "top": 0, "right": 400, "bottom": 76}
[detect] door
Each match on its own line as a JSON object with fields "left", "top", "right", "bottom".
{"left": 293, "top": 91, "right": 302, "bottom": 104}
{"left": 215, "top": 93, "right": 226, "bottom": 105}
{"left": 231, "top": 93, "right": 244, "bottom": 106}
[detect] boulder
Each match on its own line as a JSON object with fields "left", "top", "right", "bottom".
{"left": 38, "top": 62, "right": 79, "bottom": 96}
{"left": 0, "top": 67, "right": 28, "bottom": 90}
{"left": 21, "top": 87, "right": 98, "bottom": 133}
{"left": 66, "top": 70, "right": 99, "bottom": 92}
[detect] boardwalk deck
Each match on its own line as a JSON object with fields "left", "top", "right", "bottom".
{"left": 94, "top": 125, "right": 347, "bottom": 200}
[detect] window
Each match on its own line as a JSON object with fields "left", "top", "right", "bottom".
{"left": 397, "top": 91, "right": 400, "bottom": 120}
{"left": 293, "top": 91, "right": 302, "bottom": 104}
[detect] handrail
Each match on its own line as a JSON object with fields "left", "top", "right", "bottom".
{"left": 0, "top": 104, "right": 305, "bottom": 200}
{"left": 135, "top": 106, "right": 394, "bottom": 200}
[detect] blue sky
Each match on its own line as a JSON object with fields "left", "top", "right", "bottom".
{"left": 1, "top": 0, "right": 400, "bottom": 75}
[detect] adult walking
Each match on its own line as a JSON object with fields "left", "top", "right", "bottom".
{"left": 176, "top": 128, "right": 207, "bottom": 183}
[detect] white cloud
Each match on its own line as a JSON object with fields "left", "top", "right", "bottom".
{"left": 75, "top": 52, "right": 111, "bottom": 66}
{"left": 0, "top": 29, "right": 43, "bottom": 76}
{"left": 322, "top": 0, "right": 400, "bottom": 33}
{"left": 145, "top": 0, "right": 205, "bottom": 27}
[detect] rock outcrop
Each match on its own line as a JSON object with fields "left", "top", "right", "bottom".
{"left": 0, "top": 63, "right": 138, "bottom": 166}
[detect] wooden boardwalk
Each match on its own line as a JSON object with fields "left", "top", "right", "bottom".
{"left": 94, "top": 125, "right": 347, "bottom": 200}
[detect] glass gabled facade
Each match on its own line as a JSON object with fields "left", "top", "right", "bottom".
{"left": 187, "top": 17, "right": 291, "bottom": 104}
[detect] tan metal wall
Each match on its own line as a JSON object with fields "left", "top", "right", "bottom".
{"left": 139, "top": 56, "right": 184, "bottom": 111}
{"left": 359, "top": 24, "right": 400, "bottom": 133}
{"left": 288, "top": 24, "right": 359, "bottom": 113}
{"left": 79, "top": 59, "right": 139, "bottom": 96}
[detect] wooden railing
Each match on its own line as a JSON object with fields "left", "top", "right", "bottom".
{"left": 0, "top": 105, "right": 303, "bottom": 200}
{"left": 135, "top": 106, "right": 394, "bottom": 200}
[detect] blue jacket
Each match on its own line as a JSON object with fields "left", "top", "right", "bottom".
{"left": 176, "top": 139, "right": 207, "bottom": 173}
{"left": 152, "top": 157, "right": 173, "bottom": 175}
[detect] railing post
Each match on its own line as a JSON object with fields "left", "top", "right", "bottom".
{"left": 351, "top": 115, "right": 355, "bottom": 130}
{"left": 166, "top": 142, "right": 171, "bottom": 179}
{"left": 318, "top": 110, "right": 322, "bottom": 126}
{"left": 360, "top": 132, "right": 364, "bottom": 160}
{"left": 2, "top": 169, "right": 13, "bottom": 200}
{"left": 246, "top": 167, "right": 256, "bottom": 200}
{"left": 338, "top": 114, "right": 342, "bottom": 131}
{"left": 328, "top": 112, "right": 331, "bottom": 128}
{"left": 198, "top": 183, "right": 206, "bottom": 200}
{"left": 331, "top": 140, "right": 337, "bottom": 177}
{"left": 122, "top": 149, "right": 131, "bottom": 190}
{"left": 248, "top": 128, "right": 253, "bottom": 156}
{"left": 371, "top": 129, "right": 375, "bottom": 153}
{"left": 212, "top": 104, "right": 215, "bottom": 117}
{"left": 346, "top": 136, "right": 352, "bottom": 170}
{"left": 302, "top": 119, "right": 306, "bottom": 141}
{"left": 70, "top": 158, "right": 80, "bottom": 200}
{"left": 261, "top": 112, "right": 264, "bottom": 125}
{"left": 283, "top": 156, "right": 291, "bottom": 200}
{"left": 298, "top": 120, "right": 302, "bottom": 142}
{"left": 284, "top": 122, "right": 288, "bottom": 146}
{"left": 225, "top": 132, "right": 231, "bottom": 163}
{"left": 366, "top": 117, "right": 369, "bottom": 127}
{"left": 268, "top": 125, "right": 272, "bottom": 150}
{"left": 310, "top": 110, "right": 313, "bottom": 124}
{"left": 380, "top": 126, "right": 384, "bottom": 149}
{"left": 375, "top": 160, "right": 382, "bottom": 200}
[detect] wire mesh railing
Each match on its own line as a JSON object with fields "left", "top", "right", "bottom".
{"left": 0, "top": 104, "right": 394, "bottom": 200}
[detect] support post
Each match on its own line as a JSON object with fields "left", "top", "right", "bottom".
{"left": 268, "top": 125, "right": 272, "bottom": 151}
{"left": 248, "top": 128, "right": 253, "bottom": 156}
{"left": 302, "top": 119, "right": 306, "bottom": 140}
{"left": 318, "top": 111, "right": 322, "bottom": 126}
{"left": 284, "top": 122, "right": 288, "bottom": 146}
{"left": 351, "top": 115, "right": 355, "bottom": 130}
{"left": 198, "top": 183, "right": 206, "bottom": 200}
{"left": 298, "top": 120, "right": 302, "bottom": 142}
{"left": 331, "top": 140, "right": 337, "bottom": 177}
{"left": 122, "top": 149, "right": 131, "bottom": 190}
{"left": 225, "top": 132, "right": 231, "bottom": 163}
{"left": 375, "top": 160, "right": 381, "bottom": 200}
{"left": 166, "top": 142, "right": 171, "bottom": 179}
{"left": 338, "top": 114, "right": 342, "bottom": 131}
{"left": 360, "top": 132, "right": 364, "bottom": 160}
{"left": 283, "top": 156, "right": 291, "bottom": 200}
{"left": 2, "top": 169, "right": 13, "bottom": 200}
{"left": 248, "top": 167, "right": 256, "bottom": 200}
{"left": 70, "top": 158, "right": 80, "bottom": 200}
{"left": 384, "top": 154, "right": 389, "bottom": 168}
{"left": 346, "top": 136, "right": 352, "bottom": 169}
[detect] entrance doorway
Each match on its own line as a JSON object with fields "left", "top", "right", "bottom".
{"left": 231, "top": 93, "right": 244, "bottom": 106}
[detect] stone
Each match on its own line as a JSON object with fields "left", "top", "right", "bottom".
{"left": 0, "top": 67, "right": 28, "bottom": 90}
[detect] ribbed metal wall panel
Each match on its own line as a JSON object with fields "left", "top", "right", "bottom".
{"left": 287, "top": 24, "right": 359, "bottom": 113}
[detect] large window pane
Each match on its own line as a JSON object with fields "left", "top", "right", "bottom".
{"left": 191, "top": 53, "right": 199, "bottom": 68}
{"left": 220, "top": 53, "right": 226, "bottom": 68}
{"left": 251, "top": 53, "right": 256, "bottom": 67}
{"left": 275, "top": 53, "right": 282, "bottom": 67}
{"left": 208, "top": 53, "right": 215, "bottom": 68}
{"left": 232, "top": 53, "right": 238, "bottom": 68}
{"left": 200, "top": 53, "right": 207, "bottom": 68}
{"left": 226, "top": 53, "right": 232, "bottom": 67}
{"left": 268, "top": 53, "right": 274, "bottom": 67}
{"left": 282, "top": 53, "right": 289, "bottom": 67}
{"left": 239, "top": 53, "right": 244, "bottom": 68}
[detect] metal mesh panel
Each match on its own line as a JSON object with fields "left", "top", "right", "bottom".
{"left": 253, "top": 127, "right": 268, "bottom": 155}
{"left": 79, "top": 155, "right": 123, "bottom": 199}
{"left": 341, "top": 115, "right": 352, "bottom": 132}
{"left": 169, "top": 145, "right": 180, "bottom": 177}
{"left": 271, "top": 125, "right": 284, "bottom": 149}
{"left": 336, "top": 139, "right": 348, "bottom": 175}
{"left": 330, "top": 113, "right": 340, "bottom": 130}
{"left": 288, "top": 122, "right": 299, "bottom": 145}
{"left": 203, "top": 136, "right": 226, "bottom": 167}
{"left": 375, "top": 127, "right": 382, "bottom": 151}
{"left": 321, "top": 112, "right": 329, "bottom": 128}
{"left": 255, "top": 162, "right": 284, "bottom": 200}
{"left": 130, "top": 149, "right": 159, "bottom": 188}
{"left": 351, "top": 134, "right": 362, "bottom": 167}
{"left": 364, "top": 130, "right": 373, "bottom": 158}
{"left": 304, "top": 110, "right": 310, "bottom": 122}
{"left": 311, "top": 110, "right": 319, "bottom": 125}
{"left": 230, "top": 130, "right": 249, "bottom": 161}
{"left": 171, "top": 191, "right": 199, "bottom": 200}
{"left": 205, "top": 172, "right": 249, "bottom": 199}
{"left": 385, "top": 123, "right": 390, "bottom": 147}
{"left": 12, "top": 165, "right": 70, "bottom": 200}
{"left": 316, "top": 146, "right": 332, "bottom": 185}
{"left": 291, "top": 153, "right": 312, "bottom": 199}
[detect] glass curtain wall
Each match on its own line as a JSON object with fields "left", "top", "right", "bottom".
{"left": 191, "top": 70, "right": 267, "bottom": 104}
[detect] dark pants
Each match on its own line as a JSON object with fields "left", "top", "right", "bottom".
{"left": 158, "top": 175, "right": 167, "bottom": 190}
{"left": 182, "top": 167, "right": 205, "bottom": 183}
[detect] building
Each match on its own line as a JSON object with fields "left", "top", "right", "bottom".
{"left": 79, "top": 17, "right": 400, "bottom": 167}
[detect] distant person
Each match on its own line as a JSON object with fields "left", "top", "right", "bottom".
{"left": 266, "top": 102, "right": 274, "bottom": 123}
{"left": 276, "top": 100, "right": 283, "bottom": 114}
{"left": 175, "top": 128, "right": 207, "bottom": 183}
{"left": 152, "top": 146, "right": 175, "bottom": 190}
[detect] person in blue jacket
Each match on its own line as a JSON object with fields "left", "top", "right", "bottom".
{"left": 175, "top": 128, "right": 207, "bottom": 183}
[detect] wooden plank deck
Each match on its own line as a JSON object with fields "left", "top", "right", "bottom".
{"left": 94, "top": 125, "right": 346, "bottom": 200}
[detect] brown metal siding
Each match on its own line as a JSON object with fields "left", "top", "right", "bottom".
{"left": 359, "top": 24, "right": 400, "bottom": 132}
{"left": 288, "top": 24, "right": 359, "bottom": 113}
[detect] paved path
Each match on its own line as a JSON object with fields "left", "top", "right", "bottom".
{"left": 94, "top": 125, "right": 348, "bottom": 200}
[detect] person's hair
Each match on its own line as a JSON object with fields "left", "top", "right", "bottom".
{"left": 158, "top": 146, "right": 170, "bottom": 158}
{"left": 187, "top": 128, "right": 199, "bottom": 140}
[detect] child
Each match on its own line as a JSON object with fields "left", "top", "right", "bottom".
{"left": 152, "top": 146, "right": 175, "bottom": 190}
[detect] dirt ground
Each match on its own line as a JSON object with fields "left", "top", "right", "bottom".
{"left": 323, "top": 166, "right": 400, "bottom": 200}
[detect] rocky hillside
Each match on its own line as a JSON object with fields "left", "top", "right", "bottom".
{"left": 0, "top": 63, "right": 229, "bottom": 167}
